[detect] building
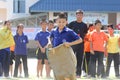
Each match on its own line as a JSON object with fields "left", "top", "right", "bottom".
{"left": 0, "top": 0, "right": 7, "bottom": 24}
{"left": 29, "top": 0, "right": 120, "bottom": 26}
{"left": 7, "top": 0, "right": 48, "bottom": 28}
{"left": 4, "top": 0, "right": 120, "bottom": 28}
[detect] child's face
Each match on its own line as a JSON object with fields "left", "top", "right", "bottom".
{"left": 95, "top": 23, "right": 102, "bottom": 30}
{"left": 89, "top": 26, "right": 95, "bottom": 32}
{"left": 57, "top": 18, "right": 67, "bottom": 29}
{"left": 48, "top": 23, "right": 54, "bottom": 30}
{"left": 18, "top": 26, "right": 23, "bottom": 34}
{"left": 40, "top": 22, "right": 47, "bottom": 29}
{"left": 6, "top": 21, "right": 11, "bottom": 29}
{"left": 108, "top": 27, "right": 114, "bottom": 34}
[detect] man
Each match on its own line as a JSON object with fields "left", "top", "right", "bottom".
{"left": 68, "top": 9, "right": 88, "bottom": 78}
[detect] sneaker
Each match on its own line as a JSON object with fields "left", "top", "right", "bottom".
{"left": 46, "top": 76, "right": 52, "bottom": 79}
{"left": 5, "top": 76, "right": 11, "bottom": 79}
{"left": 101, "top": 75, "right": 106, "bottom": 79}
{"left": 76, "top": 75, "right": 80, "bottom": 78}
{"left": 83, "top": 72, "right": 87, "bottom": 77}
{"left": 91, "top": 76, "right": 96, "bottom": 79}
{"left": 87, "top": 75, "right": 91, "bottom": 78}
{"left": 116, "top": 75, "right": 120, "bottom": 78}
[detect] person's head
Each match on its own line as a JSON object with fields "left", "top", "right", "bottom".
{"left": 107, "top": 24, "right": 114, "bottom": 35}
{"left": 17, "top": 24, "right": 24, "bottom": 35}
{"left": 4, "top": 20, "right": 11, "bottom": 29}
{"left": 88, "top": 24, "right": 94, "bottom": 32}
{"left": 56, "top": 13, "right": 67, "bottom": 30}
{"left": 39, "top": 19, "right": 47, "bottom": 30}
{"left": 76, "top": 9, "right": 84, "bottom": 22}
{"left": 95, "top": 20, "right": 102, "bottom": 31}
{"left": 48, "top": 20, "right": 54, "bottom": 31}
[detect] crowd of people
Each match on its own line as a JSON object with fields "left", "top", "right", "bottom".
{"left": 0, "top": 9, "right": 120, "bottom": 80}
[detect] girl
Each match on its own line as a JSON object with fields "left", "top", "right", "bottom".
{"left": 13, "top": 24, "right": 29, "bottom": 78}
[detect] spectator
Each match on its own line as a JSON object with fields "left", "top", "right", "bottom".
{"left": 106, "top": 24, "right": 120, "bottom": 78}
{"left": 13, "top": 24, "right": 29, "bottom": 78}
{"left": 35, "top": 19, "right": 51, "bottom": 78}
{"left": 68, "top": 9, "right": 88, "bottom": 78}
{"left": 90, "top": 20, "right": 107, "bottom": 78}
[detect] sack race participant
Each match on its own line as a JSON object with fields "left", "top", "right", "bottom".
{"left": 48, "top": 13, "right": 82, "bottom": 80}
{"left": 47, "top": 44, "right": 77, "bottom": 80}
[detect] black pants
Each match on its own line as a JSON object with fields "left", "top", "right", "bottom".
{"left": 72, "top": 43, "right": 84, "bottom": 76}
{"left": 83, "top": 52, "right": 90, "bottom": 74}
{"left": 14, "top": 55, "right": 28, "bottom": 77}
{"left": 106, "top": 53, "right": 119, "bottom": 77}
{"left": 90, "top": 51, "right": 105, "bottom": 77}
{"left": 0, "top": 49, "right": 10, "bottom": 77}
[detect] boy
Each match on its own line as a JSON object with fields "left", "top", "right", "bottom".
{"left": 83, "top": 24, "right": 94, "bottom": 77}
{"left": 47, "top": 20, "right": 54, "bottom": 32}
{"left": 35, "top": 20, "right": 51, "bottom": 78}
{"left": 90, "top": 20, "right": 108, "bottom": 78}
{"left": 50, "top": 13, "right": 82, "bottom": 80}
{"left": 46, "top": 20, "right": 54, "bottom": 78}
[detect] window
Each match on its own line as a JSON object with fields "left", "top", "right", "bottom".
{"left": 13, "top": 0, "right": 25, "bottom": 13}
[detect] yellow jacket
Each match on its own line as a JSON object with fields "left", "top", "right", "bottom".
{"left": 0, "top": 26, "right": 15, "bottom": 49}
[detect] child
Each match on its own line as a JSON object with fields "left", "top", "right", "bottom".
{"left": 47, "top": 20, "right": 54, "bottom": 32}
{"left": 106, "top": 24, "right": 120, "bottom": 78}
{"left": 83, "top": 24, "right": 94, "bottom": 77}
{"left": 14, "top": 24, "right": 29, "bottom": 78}
{"left": 46, "top": 20, "right": 54, "bottom": 77}
{"left": 0, "top": 20, "right": 14, "bottom": 77}
{"left": 50, "top": 13, "right": 82, "bottom": 80}
{"left": 35, "top": 19, "right": 51, "bottom": 78}
{"left": 90, "top": 20, "right": 108, "bottom": 78}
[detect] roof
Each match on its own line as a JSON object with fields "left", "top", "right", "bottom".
{"left": 29, "top": 0, "right": 120, "bottom": 12}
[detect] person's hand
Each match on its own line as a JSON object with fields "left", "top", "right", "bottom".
{"left": 104, "top": 47, "right": 108, "bottom": 57}
{"left": 90, "top": 49, "right": 95, "bottom": 55}
{"left": 64, "top": 42, "right": 71, "bottom": 47}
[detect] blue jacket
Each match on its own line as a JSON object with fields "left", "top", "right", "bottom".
{"left": 14, "top": 33, "right": 28, "bottom": 55}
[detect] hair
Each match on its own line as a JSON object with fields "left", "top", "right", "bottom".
{"left": 4, "top": 20, "right": 10, "bottom": 25}
{"left": 76, "top": 9, "right": 84, "bottom": 14}
{"left": 48, "top": 20, "right": 54, "bottom": 24}
{"left": 89, "top": 24, "right": 93, "bottom": 28}
{"left": 16, "top": 23, "right": 24, "bottom": 33}
{"left": 40, "top": 19, "right": 47, "bottom": 24}
{"left": 95, "top": 20, "right": 101, "bottom": 25}
{"left": 107, "top": 24, "right": 114, "bottom": 29}
{"left": 57, "top": 13, "right": 67, "bottom": 20}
